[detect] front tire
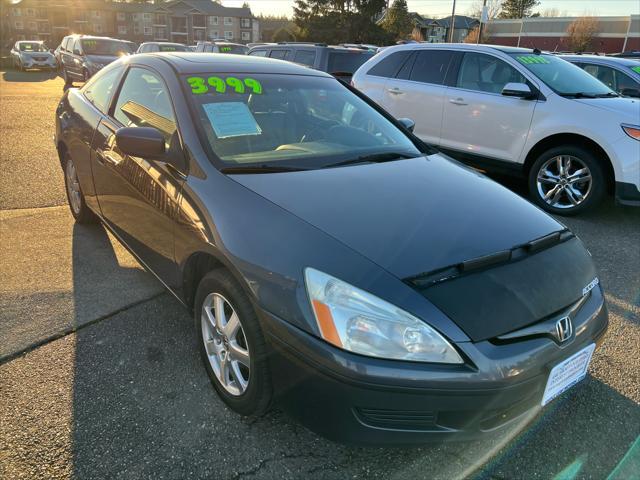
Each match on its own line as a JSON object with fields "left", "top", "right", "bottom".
{"left": 528, "top": 145, "right": 606, "bottom": 216}
{"left": 62, "top": 67, "right": 72, "bottom": 87}
{"left": 62, "top": 153, "right": 97, "bottom": 224}
{"left": 195, "top": 270, "right": 272, "bottom": 417}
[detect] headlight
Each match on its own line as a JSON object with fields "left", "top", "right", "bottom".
{"left": 622, "top": 124, "right": 640, "bottom": 141}
{"left": 304, "top": 268, "right": 463, "bottom": 364}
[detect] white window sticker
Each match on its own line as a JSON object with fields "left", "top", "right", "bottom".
{"left": 202, "top": 102, "right": 262, "bottom": 139}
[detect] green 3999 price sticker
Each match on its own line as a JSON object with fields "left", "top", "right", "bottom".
{"left": 516, "top": 55, "right": 550, "bottom": 64}
{"left": 186, "top": 76, "right": 263, "bottom": 95}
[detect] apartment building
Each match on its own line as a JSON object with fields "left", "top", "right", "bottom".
{"left": 2, "top": 0, "right": 259, "bottom": 47}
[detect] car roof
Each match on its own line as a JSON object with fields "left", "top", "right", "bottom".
{"left": 142, "top": 41, "right": 185, "bottom": 46}
{"left": 560, "top": 54, "right": 640, "bottom": 66}
{"left": 145, "top": 52, "right": 331, "bottom": 77}
{"left": 17, "top": 40, "right": 43, "bottom": 44}
{"left": 379, "top": 42, "right": 534, "bottom": 55}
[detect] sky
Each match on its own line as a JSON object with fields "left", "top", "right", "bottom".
{"left": 223, "top": 0, "right": 640, "bottom": 18}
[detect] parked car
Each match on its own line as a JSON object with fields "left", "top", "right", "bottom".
{"left": 55, "top": 52, "right": 608, "bottom": 445}
{"left": 137, "top": 42, "right": 190, "bottom": 53}
{"left": 248, "top": 42, "right": 375, "bottom": 82}
{"left": 353, "top": 44, "right": 640, "bottom": 214}
{"left": 194, "top": 40, "right": 248, "bottom": 55}
{"left": 59, "top": 35, "right": 131, "bottom": 85}
{"left": 560, "top": 55, "right": 640, "bottom": 98}
{"left": 10, "top": 40, "right": 57, "bottom": 71}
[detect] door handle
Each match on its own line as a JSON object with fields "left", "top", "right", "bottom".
{"left": 449, "top": 97, "right": 468, "bottom": 106}
{"left": 96, "top": 149, "right": 119, "bottom": 166}
{"left": 387, "top": 87, "right": 404, "bottom": 95}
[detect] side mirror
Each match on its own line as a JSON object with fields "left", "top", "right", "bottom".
{"left": 115, "top": 127, "right": 165, "bottom": 158}
{"left": 397, "top": 117, "right": 415, "bottom": 133}
{"left": 621, "top": 87, "right": 640, "bottom": 98}
{"left": 502, "top": 82, "right": 533, "bottom": 98}
{"left": 73, "top": 48, "right": 81, "bottom": 55}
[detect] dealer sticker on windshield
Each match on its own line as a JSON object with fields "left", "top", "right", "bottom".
{"left": 202, "top": 101, "right": 262, "bottom": 139}
{"left": 541, "top": 343, "right": 595, "bottom": 406}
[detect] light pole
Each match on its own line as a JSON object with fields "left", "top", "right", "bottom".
{"left": 448, "top": 0, "right": 456, "bottom": 42}
{"left": 477, "top": 0, "right": 488, "bottom": 44}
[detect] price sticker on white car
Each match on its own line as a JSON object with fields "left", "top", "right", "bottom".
{"left": 542, "top": 343, "right": 595, "bottom": 406}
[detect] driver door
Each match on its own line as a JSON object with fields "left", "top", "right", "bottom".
{"left": 91, "top": 66, "right": 184, "bottom": 287}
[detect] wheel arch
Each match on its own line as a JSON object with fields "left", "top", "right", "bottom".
{"left": 523, "top": 133, "right": 615, "bottom": 193}
{"left": 56, "top": 139, "right": 69, "bottom": 168}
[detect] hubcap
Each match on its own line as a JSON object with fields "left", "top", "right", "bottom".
{"left": 65, "top": 159, "right": 82, "bottom": 215}
{"left": 536, "top": 155, "right": 592, "bottom": 209}
{"left": 201, "top": 293, "right": 250, "bottom": 396}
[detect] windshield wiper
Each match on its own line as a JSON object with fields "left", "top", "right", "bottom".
{"left": 322, "top": 151, "right": 417, "bottom": 169}
{"left": 220, "top": 164, "right": 309, "bottom": 174}
{"left": 559, "top": 92, "right": 598, "bottom": 98}
{"left": 595, "top": 92, "right": 619, "bottom": 98}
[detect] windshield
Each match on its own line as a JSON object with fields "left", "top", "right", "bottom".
{"left": 81, "top": 39, "right": 129, "bottom": 56}
{"left": 328, "top": 51, "right": 374, "bottom": 74}
{"left": 159, "top": 44, "right": 189, "bottom": 52}
{"left": 184, "top": 74, "right": 421, "bottom": 169}
{"left": 508, "top": 53, "right": 614, "bottom": 96}
{"left": 19, "top": 42, "right": 47, "bottom": 52}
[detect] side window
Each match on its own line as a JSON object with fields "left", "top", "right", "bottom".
{"left": 409, "top": 50, "right": 454, "bottom": 85}
{"left": 269, "top": 49, "right": 290, "bottom": 60}
{"left": 113, "top": 68, "right": 177, "bottom": 146}
{"left": 293, "top": 50, "right": 316, "bottom": 67}
{"left": 367, "top": 51, "right": 411, "bottom": 78}
{"left": 396, "top": 52, "right": 416, "bottom": 80}
{"left": 83, "top": 66, "right": 123, "bottom": 114}
{"left": 72, "top": 39, "right": 81, "bottom": 55}
{"left": 614, "top": 70, "right": 638, "bottom": 95}
{"left": 62, "top": 37, "right": 70, "bottom": 51}
{"left": 590, "top": 64, "right": 616, "bottom": 90}
{"left": 249, "top": 49, "right": 268, "bottom": 57}
{"left": 457, "top": 52, "right": 526, "bottom": 94}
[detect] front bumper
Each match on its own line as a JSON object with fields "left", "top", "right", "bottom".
{"left": 261, "top": 288, "right": 608, "bottom": 445}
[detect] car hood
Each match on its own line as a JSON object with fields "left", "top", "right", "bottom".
{"left": 574, "top": 96, "right": 640, "bottom": 121}
{"left": 21, "top": 51, "right": 53, "bottom": 59}
{"left": 86, "top": 54, "right": 120, "bottom": 64}
{"left": 230, "top": 154, "right": 563, "bottom": 279}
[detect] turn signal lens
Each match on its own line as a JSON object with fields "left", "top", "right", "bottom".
{"left": 622, "top": 124, "right": 640, "bottom": 141}
{"left": 304, "top": 268, "right": 463, "bottom": 364}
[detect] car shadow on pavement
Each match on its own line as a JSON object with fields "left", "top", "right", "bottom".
{"left": 67, "top": 226, "right": 640, "bottom": 479}
{"left": 1, "top": 69, "right": 58, "bottom": 82}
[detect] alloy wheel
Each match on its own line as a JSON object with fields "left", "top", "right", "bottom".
{"left": 201, "top": 293, "right": 250, "bottom": 396}
{"left": 536, "top": 155, "right": 593, "bottom": 209}
{"left": 65, "top": 159, "right": 82, "bottom": 215}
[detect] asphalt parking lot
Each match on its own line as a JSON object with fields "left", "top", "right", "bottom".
{"left": 0, "top": 69, "right": 638, "bottom": 479}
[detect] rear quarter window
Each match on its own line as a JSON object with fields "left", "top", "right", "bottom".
{"left": 367, "top": 51, "right": 412, "bottom": 78}
{"left": 293, "top": 50, "right": 316, "bottom": 67}
{"left": 327, "top": 51, "right": 374, "bottom": 74}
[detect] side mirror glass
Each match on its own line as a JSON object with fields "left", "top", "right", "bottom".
{"left": 397, "top": 117, "right": 415, "bottom": 133}
{"left": 621, "top": 87, "right": 640, "bottom": 98}
{"left": 115, "top": 127, "right": 166, "bottom": 158}
{"left": 502, "top": 82, "right": 533, "bottom": 98}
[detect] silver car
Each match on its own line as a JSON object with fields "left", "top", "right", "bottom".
{"left": 10, "top": 40, "right": 57, "bottom": 71}
{"left": 560, "top": 54, "right": 640, "bottom": 97}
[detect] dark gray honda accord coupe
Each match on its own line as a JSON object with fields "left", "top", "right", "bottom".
{"left": 54, "top": 52, "right": 608, "bottom": 445}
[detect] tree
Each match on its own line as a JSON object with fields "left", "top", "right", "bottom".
{"left": 463, "top": 24, "right": 492, "bottom": 43}
{"left": 381, "top": 0, "right": 413, "bottom": 41}
{"left": 410, "top": 27, "right": 424, "bottom": 42}
{"left": 567, "top": 17, "right": 599, "bottom": 52}
{"left": 293, "top": 0, "right": 390, "bottom": 44}
{"left": 467, "top": 0, "right": 503, "bottom": 21}
{"left": 499, "top": 0, "right": 540, "bottom": 18}
{"left": 273, "top": 27, "right": 296, "bottom": 42}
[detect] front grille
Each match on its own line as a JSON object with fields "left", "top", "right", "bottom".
{"left": 34, "top": 56, "right": 47, "bottom": 61}
{"left": 355, "top": 407, "right": 436, "bottom": 430}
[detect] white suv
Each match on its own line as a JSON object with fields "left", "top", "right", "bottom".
{"left": 353, "top": 44, "right": 640, "bottom": 215}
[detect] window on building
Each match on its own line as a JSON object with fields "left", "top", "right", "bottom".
{"left": 224, "top": 17, "right": 232, "bottom": 25}
{"left": 113, "top": 67, "right": 176, "bottom": 145}
{"left": 35, "top": 8, "right": 46, "bottom": 18}
{"left": 144, "top": 26, "right": 152, "bottom": 35}
{"left": 193, "top": 15, "right": 205, "bottom": 28}
{"left": 14, "top": 8, "right": 22, "bottom": 17}
{"left": 241, "top": 31, "right": 250, "bottom": 41}
{"left": 143, "top": 13, "right": 152, "bottom": 21}
{"left": 38, "top": 22, "right": 50, "bottom": 33}
{"left": 94, "top": 24, "right": 103, "bottom": 33}
{"left": 117, "top": 12, "right": 126, "bottom": 21}
{"left": 15, "top": 21, "right": 24, "bottom": 30}
{"left": 27, "top": 21, "right": 36, "bottom": 30}
{"left": 224, "top": 30, "right": 233, "bottom": 39}
{"left": 155, "top": 14, "right": 167, "bottom": 25}
{"left": 241, "top": 18, "right": 250, "bottom": 28}
{"left": 194, "top": 29, "right": 205, "bottom": 40}
{"left": 26, "top": 8, "right": 35, "bottom": 16}
{"left": 210, "top": 16, "right": 218, "bottom": 25}
{"left": 133, "top": 13, "right": 140, "bottom": 21}
{"left": 92, "top": 10, "right": 101, "bottom": 18}
{"left": 156, "top": 27, "right": 167, "bottom": 39}
{"left": 134, "top": 24, "right": 141, "bottom": 35}
{"left": 209, "top": 31, "right": 219, "bottom": 39}
{"left": 118, "top": 25, "right": 127, "bottom": 34}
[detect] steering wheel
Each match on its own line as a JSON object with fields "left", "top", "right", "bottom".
{"left": 300, "top": 119, "right": 341, "bottom": 143}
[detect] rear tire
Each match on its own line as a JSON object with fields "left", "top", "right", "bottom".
{"left": 528, "top": 145, "right": 606, "bottom": 216}
{"left": 195, "top": 269, "right": 272, "bottom": 417}
{"left": 62, "top": 153, "right": 97, "bottom": 224}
